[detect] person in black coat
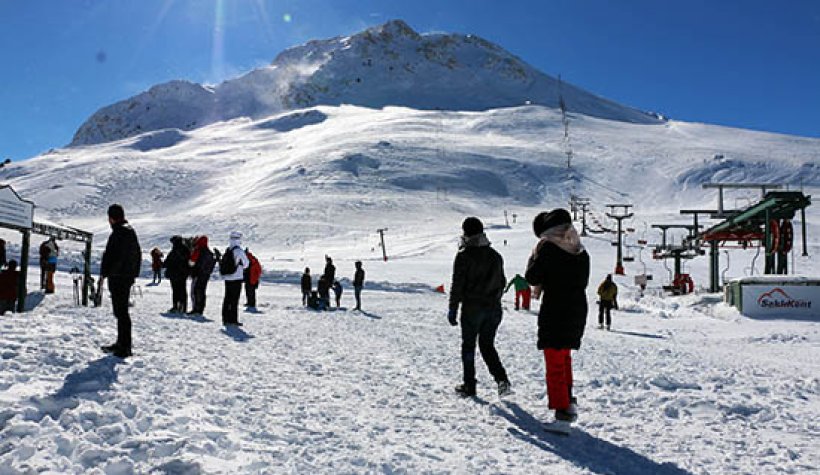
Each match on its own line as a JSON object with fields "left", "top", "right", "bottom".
{"left": 448, "top": 217, "right": 510, "bottom": 398}
{"left": 525, "top": 208, "right": 589, "bottom": 424}
{"left": 99, "top": 204, "right": 142, "bottom": 358}
{"left": 163, "top": 235, "right": 190, "bottom": 313}
{"left": 317, "top": 274, "right": 330, "bottom": 309}
{"left": 323, "top": 256, "right": 336, "bottom": 284}
{"left": 353, "top": 261, "right": 365, "bottom": 311}
{"left": 301, "top": 268, "right": 312, "bottom": 306}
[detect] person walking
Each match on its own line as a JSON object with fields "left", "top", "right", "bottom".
{"left": 99, "top": 204, "right": 142, "bottom": 358}
{"left": 504, "top": 273, "right": 532, "bottom": 311}
{"left": 301, "top": 268, "right": 312, "bottom": 306}
{"left": 448, "top": 217, "right": 511, "bottom": 398}
{"left": 220, "top": 231, "right": 249, "bottom": 326}
{"left": 332, "top": 280, "right": 343, "bottom": 308}
{"left": 525, "top": 208, "right": 589, "bottom": 434}
{"left": 163, "top": 235, "right": 190, "bottom": 313}
{"left": 244, "top": 249, "right": 262, "bottom": 309}
{"left": 150, "top": 247, "right": 164, "bottom": 284}
{"left": 0, "top": 260, "right": 19, "bottom": 315}
{"left": 189, "top": 236, "right": 215, "bottom": 315}
{"left": 353, "top": 261, "right": 365, "bottom": 311}
{"left": 597, "top": 274, "right": 618, "bottom": 330}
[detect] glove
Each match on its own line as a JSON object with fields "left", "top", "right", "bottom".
{"left": 448, "top": 308, "right": 458, "bottom": 326}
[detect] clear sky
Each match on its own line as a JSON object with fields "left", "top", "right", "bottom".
{"left": 2, "top": 0, "right": 819, "bottom": 161}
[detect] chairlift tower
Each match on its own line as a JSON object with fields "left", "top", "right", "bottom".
{"left": 606, "top": 204, "right": 633, "bottom": 275}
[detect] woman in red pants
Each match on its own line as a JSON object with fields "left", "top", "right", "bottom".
{"left": 525, "top": 208, "right": 589, "bottom": 433}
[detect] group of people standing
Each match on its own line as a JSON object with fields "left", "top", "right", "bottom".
{"left": 150, "top": 232, "right": 262, "bottom": 326}
{"left": 448, "top": 209, "right": 590, "bottom": 433}
{"left": 301, "top": 257, "right": 366, "bottom": 311}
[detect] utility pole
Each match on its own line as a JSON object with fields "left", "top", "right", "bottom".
{"left": 606, "top": 204, "right": 634, "bottom": 275}
{"left": 377, "top": 228, "right": 388, "bottom": 262}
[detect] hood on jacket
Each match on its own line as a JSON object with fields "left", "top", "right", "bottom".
{"left": 459, "top": 232, "right": 491, "bottom": 249}
{"left": 195, "top": 236, "right": 209, "bottom": 249}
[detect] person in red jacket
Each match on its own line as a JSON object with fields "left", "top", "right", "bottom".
{"left": 244, "top": 249, "right": 262, "bottom": 309}
{"left": 150, "top": 247, "right": 164, "bottom": 284}
{"left": 0, "top": 260, "right": 19, "bottom": 315}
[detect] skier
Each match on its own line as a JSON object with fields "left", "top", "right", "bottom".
{"left": 504, "top": 273, "right": 532, "bottom": 311}
{"left": 0, "top": 260, "right": 19, "bottom": 315}
{"left": 220, "top": 231, "right": 249, "bottom": 326}
{"left": 163, "top": 235, "right": 190, "bottom": 313}
{"left": 353, "top": 261, "right": 365, "bottom": 311}
{"left": 448, "top": 217, "right": 511, "bottom": 398}
{"left": 244, "top": 249, "right": 262, "bottom": 309}
{"left": 189, "top": 236, "right": 215, "bottom": 315}
{"left": 332, "top": 280, "right": 343, "bottom": 309}
{"left": 525, "top": 208, "right": 589, "bottom": 434}
{"left": 150, "top": 247, "right": 164, "bottom": 284}
{"left": 99, "top": 204, "right": 142, "bottom": 358}
{"left": 323, "top": 256, "right": 336, "bottom": 284}
{"left": 596, "top": 274, "right": 618, "bottom": 330}
{"left": 317, "top": 274, "right": 331, "bottom": 310}
{"left": 301, "top": 268, "right": 312, "bottom": 306}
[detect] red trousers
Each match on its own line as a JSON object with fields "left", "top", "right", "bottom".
{"left": 544, "top": 348, "right": 573, "bottom": 410}
{"left": 515, "top": 288, "right": 531, "bottom": 310}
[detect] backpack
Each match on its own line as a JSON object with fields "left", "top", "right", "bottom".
{"left": 219, "top": 246, "right": 239, "bottom": 275}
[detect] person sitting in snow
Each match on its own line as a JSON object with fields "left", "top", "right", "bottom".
{"left": 526, "top": 208, "right": 589, "bottom": 432}
{"left": 597, "top": 274, "right": 618, "bottom": 330}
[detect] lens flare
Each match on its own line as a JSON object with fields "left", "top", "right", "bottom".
{"left": 283, "top": 13, "right": 292, "bottom": 23}
{"left": 211, "top": 0, "right": 226, "bottom": 82}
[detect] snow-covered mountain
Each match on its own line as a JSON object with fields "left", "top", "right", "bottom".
{"left": 70, "top": 20, "right": 661, "bottom": 146}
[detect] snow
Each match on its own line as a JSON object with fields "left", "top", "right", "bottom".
{"left": 0, "top": 18, "right": 818, "bottom": 475}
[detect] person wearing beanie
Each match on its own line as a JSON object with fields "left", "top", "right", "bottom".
{"left": 164, "top": 235, "right": 190, "bottom": 313}
{"left": 189, "top": 236, "right": 216, "bottom": 315}
{"left": 525, "top": 208, "right": 589, "bottom": 434}
{"left": 221, "top": 231, "right": 249, "bottom": 326}
{"left": 448, "top": 217, "right": 511, "bottom": 398}
{"left": 99, "top": 204, "right": 142, "bottom": 358}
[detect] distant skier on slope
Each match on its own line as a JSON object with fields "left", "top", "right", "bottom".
{"left": 504, "top": 273, "right": 531, "bottom": 311}
{"left": 526, "top": 209, "right": 589, "bottom": 435}
{"left": 596, "top": 274, "right": 618, "bottom": 330}
{"left": 448, "top": 217, "right": 511, "bottom": 398}
{"left": 99, "top": 204, "right": 142, "bottom": 358}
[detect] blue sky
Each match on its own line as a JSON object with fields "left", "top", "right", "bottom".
{"left": 2, "top": 0, "right": 819, "bottom": 161}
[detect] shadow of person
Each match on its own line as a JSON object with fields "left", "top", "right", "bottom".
{"left": 23, "top": 292, "right": 46, "bottom": 311}
{"left": 28, "top": 356, "right": 123, "bottom": 421}
{"left": 495, "top": 402, "right": 693, "bottom": 475}
{"left": 160, "top": 312, "right": 212, "bottom": 323}
{"left": 357, "top": 310, "right": 382, "bottom": 320}
{"left": 608, "top": 330, "right": 666, "bottom": 340}
{"left": 221, "top": 325, "right": 254, "bottom": 342}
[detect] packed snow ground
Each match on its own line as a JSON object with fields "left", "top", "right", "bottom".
{"left": 1, "top": 224, "right": 818, "bottom": 474}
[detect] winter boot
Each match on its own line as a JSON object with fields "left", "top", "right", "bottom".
{"left": 566, "top": 397, "right": 579, "bottom": 422}
{"left": 454, "top": 384, "right": 477, "bottom": 397}
{"left": 497, "top": 380, "right": 512, "bottom": 397}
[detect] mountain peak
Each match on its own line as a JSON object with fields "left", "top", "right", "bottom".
{"left": 70, "top": 20, "right": 661, "bottom": 146}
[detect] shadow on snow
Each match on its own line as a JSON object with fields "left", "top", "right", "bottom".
{"left": 160, "top": 312, "right": 212, "bottom": 323}
{"left": 221, "top": 325, "right": 254, "bottom": 342}
{"left": 608, "top": 329, "right": 667, "bottom": 340}
{"left": 496, "top": 402, "right": 693, "bottom": 475}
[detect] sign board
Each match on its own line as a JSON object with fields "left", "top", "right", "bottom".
{"left": 0, "top": 186, "right": 34, "bottom": 230}
{"left": 741, "top": 285, "right": 819, "bottom": 319}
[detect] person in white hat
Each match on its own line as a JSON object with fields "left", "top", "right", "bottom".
{"left": 220, "top": 231, "right": 249, "bottom": 326}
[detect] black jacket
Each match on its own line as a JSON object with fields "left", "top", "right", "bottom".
{"left": 193, "top": 247, "right": 215, "bottom": 280}
{"left": 100, "top": 221, "right": 142, "bottom": 280}
{"left": 301, "top": 273, "right": 312, "bottom": 293}
{"left": 353, "top": 268, "right": 365, "bottom": 287}
{"left": 525, "top": 241, "right": 589, "bottom": 350}
{"left": 164, "top": 241, "right": 190, "bottom": 281}
{"left": 449, "top": 237, "right": 506, "bottom": 312}
{"left": 324, "top": 262, "right": 336, "bottom": 283}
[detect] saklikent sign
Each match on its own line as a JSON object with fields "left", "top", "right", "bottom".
{"left": 0, "top": 185, "right": 34, "bottom": 230}
{"left": 741, "top": 284, "right": 818, "bottom": 319}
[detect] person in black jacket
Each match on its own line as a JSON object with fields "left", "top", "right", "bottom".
{"left": 525, "top": 208, "right": 589, "bottom": 428}
{"left": 163, "top": 235, "right": 190, "bottom": 313}
{"left": 99, "top": 204, "right": 142, "bottom": 358}
{"left": 448, "top": 217, "right": 511, "bottom": 398}
{"left": 317, "top": 274, "right": 331, "bottom": 310}
{"left": 189, "top": 235, "right": 215, "bottom": 315}
{"left": 323, "top": 256, "right": 336, "bottom": 284}
{"left": 353, "top": 261, "right": 365, "bottom": 311}
{"left": 301, "top": 268, "right": 312, "bottom": 306}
